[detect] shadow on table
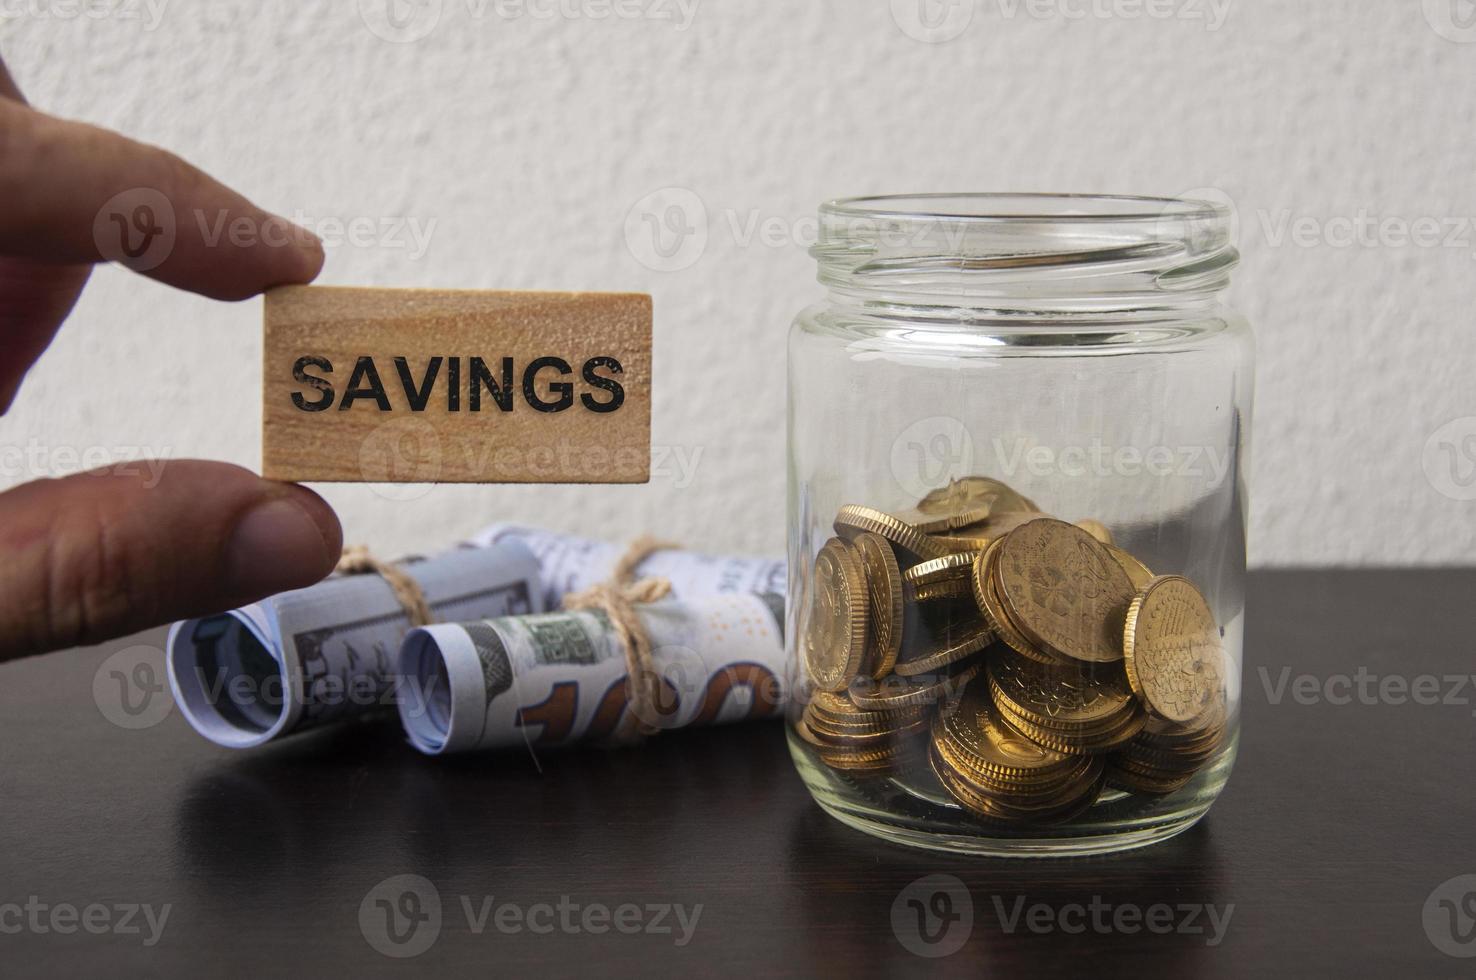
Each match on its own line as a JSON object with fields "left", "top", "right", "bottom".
{"left": 169, "top": 719, "right": 1232, "bottom": 973}
{"left": 170, "top": 719, "right": 802, "bottom": 900}
{"left": 782, "top": 799, "right": 1233, "bottom": 974}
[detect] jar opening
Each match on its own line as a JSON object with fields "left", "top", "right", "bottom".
{"left": 813, "top": 193, "right": 1237, "bottom": 314}
{"left": 823, "top": 192, "right": 1227, "bottom": 224}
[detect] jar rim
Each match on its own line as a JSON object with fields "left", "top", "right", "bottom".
{"left": 821, "top": 192, "right": 1229, "bottom": 225}
{"left": 812, "top": 192, "right": 1237, "bottom": 312}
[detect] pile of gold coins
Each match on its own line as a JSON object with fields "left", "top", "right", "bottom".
{"left": 796, "top": 477, "right": 1228, "bottom": 826}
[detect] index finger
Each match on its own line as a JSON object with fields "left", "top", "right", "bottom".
{"left": 0, "top": 98, "right": 323, "bottom": 301}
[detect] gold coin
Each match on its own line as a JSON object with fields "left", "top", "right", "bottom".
{"left": 981, "top": 773, "right": 1105, "bottom": 822}
{"left": 906, "top": 579, "right": 975, "bottom": 603}
{"left": 930, "top": 510, "right": 1040, "bottom": 554}
{"left": 1109, "top": 754, "right": 1206, "bottom": 790}
{"left": 1117, "top": 736, "right": 1220, "bottom": 771}
{"left": 1112, "top": 750, "right": 1197, "bottom": 775}
{"left": 1192, "top": 681, "right": 1230, "bottom": 731}
{"left": 802, "top": 538, "right": 869, "bottom": 693}
{"left": 987, "top": 652, "right": 1136, "bottom": 728}
{"left": 893, "top": 623, "right": 994, "bottom": 676}
{"left": 796, "top": 717, "right": 911, "bottom": 756}
{"left": 808, "top": 689, "right": 856, "bottom": 714}
{"left": 798, "top": 718, "right": 927, "bottom": 774}
{"left": 928, "top": 755, "right": 1031, "bottom": 822}
{"left": 806, "top": 716, "right": 929, "bottom": 747}
{"left": 988, "top": 571, "right": 1071, "bottom": 665}
{"left": 824, "top": 757, "right": 909, "bottom": 776}
{"left": 932, "top": 729, "right": 1095, "bottom": 792}
{"left": 1107, "top": 545, "right": 1154, "bottom": 590}
{"left": 995, "top": 518, "right": 1135, "bottom": 665}
{"left": 1122, "top": 575, "right": 1223, "bottom": 724}
{"left": 1105, "top": 765, "right": 1192, "bottom": 796}
{"left": 792, "top": 718, "right": 835, "bottom": 750}
{"left": 1127, "top": 729, "right": 1223, "bottom": 769}
{"left": 988, "top": 678, "right": 1143, "bottom": 739}
{"left": 1143, "top": 710, "right": 1224, "bottom": 737}
{"left": 846, "top": 661, "right": 981, "bottom": 711}
{"left": 902, "top": 552, "right": 980, "bottom": 587}
{"left": 1153, "top": 715, "right": 1226, "bottom": 756}
{"left": 930, "top": 682, "right": 1073, "bottom": 779}
{"left": 970, "top": 541, "right": 1066, "bottom": 666}
{"left": 963, "top": 759, "right": 1104, "bottom": 809}
{"left": 1142, "top": 693, "right": 1227, "bottom": 744}
{"left": 984, "top": 662, "right": 1136, "bottom": 728}
{"left": 805, "top": 692, "right": 928, "bottom": 732}
{"left": 916, "top": 477, "right": 1039, "bottom": 518}
{"left": 968, "top": 537, "right": 1062, "bottom": 667}
{"left": 1075, "top": 519, "right": 1113, "bottom": 545}
{"left": 909, "top": 592, "right": 989, "bottom": 635}
{"left": 814, "top": 745, "right": 917, "bottom": 773}
{"left": 970, "top": 538, "right": 1010, "bottom": 634}
{"left": 895, "top": 506, "right": 993, "bottom": 534}
{"left": 852, "top": 533, "right": 904, "bottom": 678}
{"left": 834, "top": 505, "right": 947, "bottom": 560}
{"left": 930, "top": 532, "right": 998, "bottom": 555}
{"left": 806, "top": 690, "right": 881, "bottom": 725}
{"left": 931, "top": 746, "right": 1104, "bottom": 823}
{"left": 995, "top": 698, "right": 1145, "bottom": 755}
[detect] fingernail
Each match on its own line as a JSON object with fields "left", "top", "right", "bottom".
{"left": 224, "top": 492, "right": 341, "bottom": 598}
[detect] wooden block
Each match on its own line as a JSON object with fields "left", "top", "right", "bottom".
{"left": 263, "top": 286, "right": 651, "bottom": 484}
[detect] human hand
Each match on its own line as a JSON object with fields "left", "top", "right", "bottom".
{"left": 0, "top": 56, "right": 342, "bottom": 658}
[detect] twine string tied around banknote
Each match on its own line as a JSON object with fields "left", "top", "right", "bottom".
{"left": 335, "top": 546, "right": 434, "bottom": 627}
{"left": 562, "top": 535, "right": 679, "bottom": 738}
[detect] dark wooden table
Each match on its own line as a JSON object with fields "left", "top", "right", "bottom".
{"left": 2, "top": 570, "right": 1474, "bottom": 978}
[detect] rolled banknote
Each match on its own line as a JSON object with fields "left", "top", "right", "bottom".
{"left": 471, "top": 523, "right": 787, "bottom": 610}
{"left": 167, "top": 541, "right": 542, "bottom": 748}
{"left": 397, "top": 593, "right": 787, "bottom": 755}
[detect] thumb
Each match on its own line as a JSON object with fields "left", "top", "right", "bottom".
{"left": 0, "top": 461, "right": 342, "bottom": 659}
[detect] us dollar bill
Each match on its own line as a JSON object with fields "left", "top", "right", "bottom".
{"left": 397, "top": 593, "right": 787, "bottom": 755}
{"left": 471, "top": 523, "right": 787, "bottom": 610}
{"left": 166, "top": 541, "right": 542, "bottom": 748}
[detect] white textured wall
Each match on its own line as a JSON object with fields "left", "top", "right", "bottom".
{"left": 1, "top": 0, "right": 1473, "bottom": 565}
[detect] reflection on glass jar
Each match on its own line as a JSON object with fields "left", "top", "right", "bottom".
{"left": 786, "top": 194, "right": 1253, "bottom": 856}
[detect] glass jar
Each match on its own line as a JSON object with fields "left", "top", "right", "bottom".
{"left": 786, "top": 194, "right": 1253, "bottom": 856}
